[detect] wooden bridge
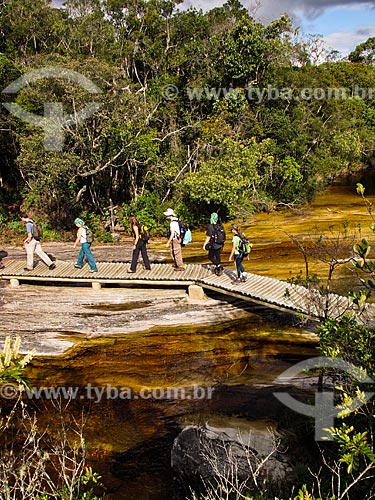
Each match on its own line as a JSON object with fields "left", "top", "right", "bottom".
{"left": 0, "top": 259, "right": 370, "bottom": 321}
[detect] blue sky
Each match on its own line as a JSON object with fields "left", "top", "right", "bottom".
{"left": 181, "top": 0, "right": 375, "bottom": 57}
{"left": 51, "top": 0, "right": 375, "bottom": 58}
{"left": 296, "top": 3, "right": 375, "bottom": 55}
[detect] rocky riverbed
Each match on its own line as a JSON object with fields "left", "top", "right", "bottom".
{"left": 0, "top": 242, "right": 267, "bottom": 356}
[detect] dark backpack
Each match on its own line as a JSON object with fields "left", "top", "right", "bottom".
{"left": 84, "top": 226, "right": 94, "bottom": 244}
{"left": 210, "top": 224, "right": 226, "bottom": 247}
{"left": 238, "top": 233, "right": 251, "bottom": 256}
{"left": 139, "top": 223, "right": 150, "bottom": 243}
{"left": 32, "top": 221, "right": 42, "bottom": 241}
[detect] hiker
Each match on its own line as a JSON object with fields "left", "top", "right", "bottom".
{"left": 73, "top": 218, "right": 98, "bottom": 272}
{"left": 228, "top": 224, "right": 248, "bottom": 284}
{"left": 203, "top": 212, "right": 225, "bottom": 276}
{"left": 0, "top": 249, "right": 8, "bottom": 269}
{"left": 21, "top": 214, "right": 56, "bottom": 271}
{"left": 164, "top": 208, "right": 185, "bottom": 271}
{"left": 127, "top": 215, "right": 151, "bottom": 273}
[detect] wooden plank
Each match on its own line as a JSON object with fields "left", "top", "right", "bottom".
{"left": 0, "top": 260, "right": 372, "bottom": 320}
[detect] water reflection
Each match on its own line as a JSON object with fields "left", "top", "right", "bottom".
{"left": 26, "top": 311, "right": 318, "bottom": 500}
{"left": 8, "top": 173, "right": 373, "bottom": 499}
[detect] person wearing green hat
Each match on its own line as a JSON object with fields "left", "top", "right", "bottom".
{"left": 73, "top": 218, "right": 98, "bottom": 272}
{"left": 203, "top": 212, "right": 226, "bottom": 276}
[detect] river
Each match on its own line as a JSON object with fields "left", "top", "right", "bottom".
{"left": 2, "top": 172, "right": 374, "bottom": 499}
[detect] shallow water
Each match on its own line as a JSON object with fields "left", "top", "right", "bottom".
{"left": 25, "top": 313, "right": 317, "bottom": 500}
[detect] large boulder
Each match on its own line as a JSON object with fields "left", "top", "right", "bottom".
{"left": 171, "top": 422, "right": 293, "bottom": 496}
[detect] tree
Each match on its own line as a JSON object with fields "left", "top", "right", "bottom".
{"left": 349, "top": 37, "right": 375, "bottom": 65}
{"left": 0, "top": 0, "right": 62, "bottom": 58}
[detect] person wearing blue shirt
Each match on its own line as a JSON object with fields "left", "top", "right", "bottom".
{"left": 21, "top": 214, "right": 56, "bottom": 271}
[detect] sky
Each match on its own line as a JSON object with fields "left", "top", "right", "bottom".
{"left": 182, "top": 0, "right": 375, "bottom": 57}
{"left": 51, "top": 0, "right": 375, "bottom": 58}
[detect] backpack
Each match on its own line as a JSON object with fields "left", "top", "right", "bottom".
{"left": 210, "top": 223, "right": 226, "bottom": 247}
{"left": 182, "top": 228, "right": 192, "bottom": 246}
{"left": 84, "top": 226, "right": 94, "bottom": 244}
{"left": 238, "top": 233, "right": 251, "bottom": 257}
{"left": 32, "top": 221, "right": 42, "bottom": 241}
{"left": 178, "top": 220, "right": 191, "bottom": 246}
{"left": 139, "top": 223, "right": 150, "bottom": 243}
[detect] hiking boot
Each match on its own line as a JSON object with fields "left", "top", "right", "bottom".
{"left": 49, "top": 263, "right": 56, "bottom": 270}
{"left": 127, "top": 269, "right": 136, "bottom": 273}
{"left": 216, "top": 266, "right": 224, "bottom": 276}
{"left": 74, "top": 264, "right": 82, "bottom": 269}
{"left": 89, "top": 269, "right": 98, "bottom": 273}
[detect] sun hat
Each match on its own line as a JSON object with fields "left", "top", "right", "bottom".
{"left": 210, "top": 212, "right": 218, "bottom": 224}
{"left": 74, "top": 218, "right": 85, "bottom": 225}
{"left": 163, "top": 208, "right": 176, "bottom": 217}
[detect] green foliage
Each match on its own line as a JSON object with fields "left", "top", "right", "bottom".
{"left": 287, "top": 272, "right": 320, "bottom": 288}
{"left": 182, "top": 135, "right": 265, "bottom": 217}
{"left": 6, "top": 220, "right": 24, "bottom": 237}
{"left": 118, "top": 191, "right": 166, "bottom": 235}
{"left": 318, "top": 316, "right": 375, "bottom": 378}
{"left": 2, "top": 2, "right": 375, "bottom": 230}
{"left": 352, "top": 183, "right": 375, "bottom": 294}
{"left": 0, "top": 336, "right": 35, "bottom": 390}
{"left": 289, "top": 484, "right": 321, "bottom": 500}
{"left": 37, "top": 467, "right": 108, "bottom": 500}
{"left": 349, "top": 37, "right": 375, "bottom": 64}
{"left": 97, "top": 232, "right": 113, "bottom": 243}
{"left": 326, "top": 423, "right": 375, "bottom": 474}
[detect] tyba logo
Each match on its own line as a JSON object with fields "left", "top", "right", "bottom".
{"left": 2, "top": 66, "right": 103, "bottom": 151}
{"left": 273, "top": 356, "right": 374, "bottom": 441}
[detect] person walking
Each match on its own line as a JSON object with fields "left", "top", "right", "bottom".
{"left": 164, "top": 208, "right": 185, "bottom": 271}
{"left": 21, "top": 215, "right": 56, "bottom": 271}
{"left": 73, "top": 218, "right": 98, "bottom": 272}
{"left": 127, "top": 216, "right": 151, "bottom": 273}
{"left": 203, "top": 212, "right": 225, "bottom": 276}
{"left": 228, "top": 224, "right": 248, "bottom": 284}
{"left": 0, "top": 249, "right": 8, "bottom": 270}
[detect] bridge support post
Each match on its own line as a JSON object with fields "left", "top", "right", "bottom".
{"left": 188, "top": 284, "right": 206, "bottom": 301}
{"left": 92, "top": 281, "right": 102, "bottom": 290}
{"left": 10, "top": 278, "right": 20, "bottom": 287}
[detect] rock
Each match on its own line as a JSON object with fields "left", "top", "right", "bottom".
{"left": 188, "top": 284, "right": 207, "bottom": 301}
{"left": 171, "top": 423, "right": 292, "bottom": 496}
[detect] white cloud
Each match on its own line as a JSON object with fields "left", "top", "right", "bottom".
{"left": 323, "top": 24, "right": 375, "bottom": 54}
{"left": 182, "top": 0, "right": 375, "bottom": 20}
{"left": 254, "top": 0, "right": 375, "bottom": 22}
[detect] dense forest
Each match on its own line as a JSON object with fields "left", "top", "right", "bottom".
{"left": 1, "top": 0, "right": 375, "bottom": 234}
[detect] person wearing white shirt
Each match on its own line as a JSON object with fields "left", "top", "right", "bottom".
{"left": 164, "top": 208, "right": 185, "bottom": 271}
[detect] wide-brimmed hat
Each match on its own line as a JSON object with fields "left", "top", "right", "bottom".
{"left": 163, "top": 208, "right": 176, "bottom": 217}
